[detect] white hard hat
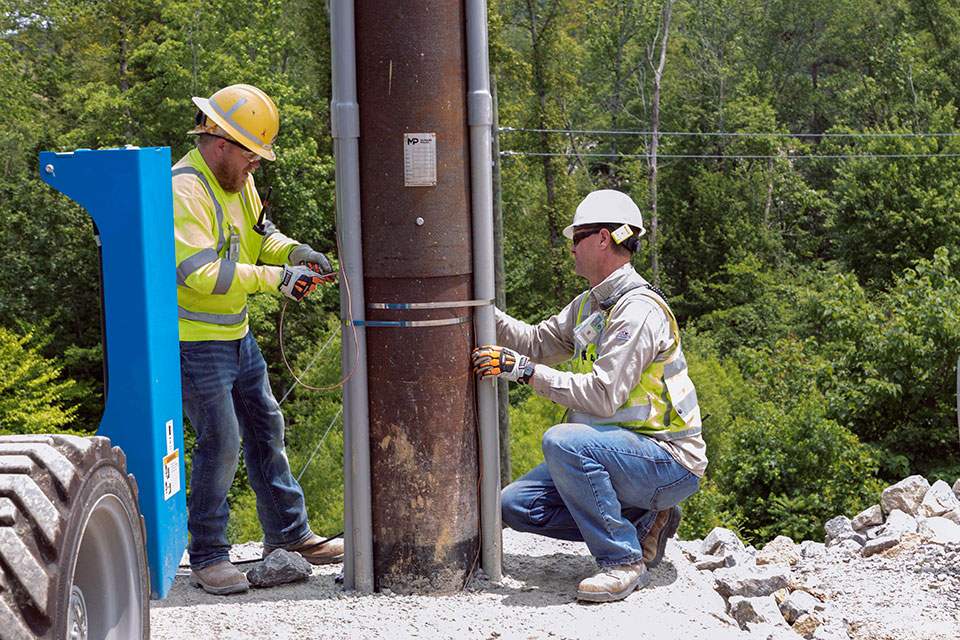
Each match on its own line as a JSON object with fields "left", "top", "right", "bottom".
{"left": 562, "top": 190, "right": 646, "bottom": 240}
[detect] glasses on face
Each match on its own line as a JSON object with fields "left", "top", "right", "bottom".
{"left": 224, "top": 138, "right": 260, "bottom": 163}
{"left": 571, "top": 228, "right": 602, "bottom": 247}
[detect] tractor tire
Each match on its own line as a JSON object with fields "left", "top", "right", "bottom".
{"left": 0, "top": 434, "right": 149, "bottom": 640}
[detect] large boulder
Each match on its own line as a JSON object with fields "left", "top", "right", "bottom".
{"left": 919, "top": 480, "right": 960, "bottom": 517}
{"left": 880, "top": 509, "right": 918, "bottom": 538}
{"left": 880, "top": 475, "right": 930, "bottom": 515}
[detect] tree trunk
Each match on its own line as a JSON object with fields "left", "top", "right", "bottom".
{"left": 648, "top": 0, "right": 673, "bottom": 287}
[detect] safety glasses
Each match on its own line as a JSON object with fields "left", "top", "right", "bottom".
{"left": 571, "top": 228, "right": 602, "bottom": 247}
{"left": 223, "top": 137, "right": 260, "bottom": 163}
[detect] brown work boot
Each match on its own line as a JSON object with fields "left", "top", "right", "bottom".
{"left": 641, "top": 505, "right": 682, "bottom": 569}
{"left": 190, "top": 561, "right": 249, "bottom": 595}
{"left": 263, "top": 534, "right": 345, "bottom": 565}
{"left": 576, "top": 561, "right": 649, "bottom": 602}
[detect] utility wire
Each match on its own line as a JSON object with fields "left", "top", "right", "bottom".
{"left": 500, "top": 151, "right": 960, "bottom": 160}
{"left": 277, "top": 323, "right": 340, "bottom": 406}
{"left": 295, "top": 405, "right": 343, "bottom": 483}
{"left": 500, "top": 126, "right": 960, "bottom": 138}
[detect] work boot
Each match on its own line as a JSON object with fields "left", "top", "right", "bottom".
{"left": 262, "top": 534, "right": 345, "bottom": 565}
{"left": 190, "top": 561, "right": 249, "bottom": 595}
{"left": 641, "top": 505, "right": 682, "bottom": 569}
{"left": 576, "top": 561, "right": 649, "bottom": 603}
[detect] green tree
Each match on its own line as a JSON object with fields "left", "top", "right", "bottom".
{"left": 0, "top": 327, "right": 79, "bottom": 436}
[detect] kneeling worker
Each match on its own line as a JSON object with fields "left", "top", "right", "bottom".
{"left": 173, "top": 83, "right": 343, "bottom": 595}
{"left": 472, "top": 190, "right": 706, "bottom": 602}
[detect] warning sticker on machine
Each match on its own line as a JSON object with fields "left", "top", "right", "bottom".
{"left": 163, "top": 449, "right": 180, "bottom": 500}
{"left": 403, "top": 133, "right": 437, "bottom": 187}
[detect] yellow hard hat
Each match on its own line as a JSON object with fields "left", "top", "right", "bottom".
{"left": 187, "top": 84, "right": 279, "bottom": 161}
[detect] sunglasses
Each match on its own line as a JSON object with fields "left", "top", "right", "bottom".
{"left": 223, "top": 137, "right": 260, "bottom": 163}
{"left": 572, "top": 228, "right": 603, "bottom": 247}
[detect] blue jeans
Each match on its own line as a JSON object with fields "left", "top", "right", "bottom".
{"left": 180, "top": 333, "right": 312, "bottom": 569}
{"left": 501, "top": 423, "right": 699, "bottom": 567}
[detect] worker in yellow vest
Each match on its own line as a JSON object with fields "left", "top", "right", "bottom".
{"left": 472, "top": 190, "right": 706, "bottom": 603}
{"left": 172, "top": 84, "right": 343, "bottom": 595}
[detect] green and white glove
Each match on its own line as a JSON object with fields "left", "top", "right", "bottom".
{"left": 278, "top": 264, "right": 323, "bottom": 301}
{"left": 289, "top": 244, "right": 336, "bottom": 282}
{"left": 471, "top": 345, "right": 535, "bottom": 384}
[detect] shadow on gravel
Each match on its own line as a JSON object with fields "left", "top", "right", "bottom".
{"left": 490, "top": 552, "right": 680, "bottom": 607}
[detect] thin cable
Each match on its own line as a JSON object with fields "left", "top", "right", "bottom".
{"left": 500, "top": 126, "right": 960, "bottom": 138}
{"left": 295, "top": 406, "right": 343, "bottom": 483}
{"left": 278, "top": 229, "right": 360, "bottom": 392}
{"left": 278, "top": 327, "right": 340, "bottom": 406}
{"left": 500, "top": 150, "right": 960, "bottom": 160}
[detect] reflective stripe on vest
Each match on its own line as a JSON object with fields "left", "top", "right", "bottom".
{"left": 177, "top": 305, "right": 248, "bottom": 325}
{"left": 173, "top": 166, "right": 241, "bottom": 322}
{"left": 571, "top": 287, "right": 702, "bottom": 441}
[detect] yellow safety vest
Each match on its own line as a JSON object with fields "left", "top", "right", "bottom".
{"left": 172, "top": 149, "right": 298, "bottom": 341}
{"left": 569, "top": 285, "right": 702, "bottom": 440}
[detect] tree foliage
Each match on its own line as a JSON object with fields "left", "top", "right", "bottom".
{"left": 3, "top": 0, "right": 960, "bottom": 545}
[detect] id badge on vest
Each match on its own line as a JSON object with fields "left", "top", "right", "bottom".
{"left": 574, "top": 310, "right": 605, "bottom": 351}
{"left": 227, "top": 225, "right": 240, "bottom": 262}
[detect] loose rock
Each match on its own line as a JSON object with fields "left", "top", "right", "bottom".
{"left": 779, "top": 589, "right": 820, "bottom": 623}
{"left": 246, "top": 549, "right": 313, "bottom": 588}
{"left": 919, "top": 480, "right": 960, "bottom": 518}
{"left": 756, "top": 536, "right": 800, "bottom": 566}
{"left": 851, "top": 505, "right": 883, "bottom": 531}
{"left": 714, "top": 564, "right": 791, "bottom": 598}
{"left": 881, "top": 475, "right": 930, "bottom": 515}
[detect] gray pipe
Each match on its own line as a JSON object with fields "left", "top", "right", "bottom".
{"left": 465, "top": 0, "right": 503, "bottom": 581}
{"left": 331, "top": 0, "right": 374, "bottom": 592}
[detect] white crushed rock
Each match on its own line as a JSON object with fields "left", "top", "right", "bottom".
{"left": 151, "top": 529, "right": 749, "bottom": 640}
{"left": 150, "top": 527, "right": 960, "bottom": 640}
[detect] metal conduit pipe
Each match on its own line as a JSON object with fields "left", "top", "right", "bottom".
{"left": 465, "top": 0, "right": 503, "bottom": 581}
{"left": 331, "top": 0, "right": 374, "bottom": 592}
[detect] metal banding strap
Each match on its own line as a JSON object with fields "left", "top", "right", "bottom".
{"left": 178, "top": 305, "right": 248, "bottom": 325}
{"left": 209, "top": 97, "right": 270, "bottom": 149}
{"left": 367, "top": 299, "right": 494, "bottom": 310}
{"left": 172, "top": 166, "right": 226, "bottom": 254}
{"left": 350, "top": 316, "right": 471, "bottom": 328}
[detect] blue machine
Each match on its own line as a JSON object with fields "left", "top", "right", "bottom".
{"left": 39, "top": 147, "right": 187, "bottom": 599}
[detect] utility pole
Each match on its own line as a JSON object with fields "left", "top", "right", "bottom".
{"left": 354, "top": 0, "right": 486, "bottom": 592}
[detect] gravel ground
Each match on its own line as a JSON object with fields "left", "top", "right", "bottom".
{"left": 150, "top": 528, "right": 748, "bottom": 640}
{"left": 150, "top": 528, "right": 960, "bottom": 640}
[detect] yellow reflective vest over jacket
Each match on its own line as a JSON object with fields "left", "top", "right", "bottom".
{"left": 172, "top": 149, "right": 299, "bottom": 342}
{"left": 495, "top": 263, "right": 708, "bottom": 477}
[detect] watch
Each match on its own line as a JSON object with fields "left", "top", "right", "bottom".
{"left": 518, "top": 362, "right": 535, "bottom": 385}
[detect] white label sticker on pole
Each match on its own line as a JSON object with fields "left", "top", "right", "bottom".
{"left": 163, "top": 450, "right": 180, "bottom": 500}
{"left": 403, "top": 133, "right": 437, "bottom": 187}
{"left": 165, "top": 419, "right": 175, "bottom": 456}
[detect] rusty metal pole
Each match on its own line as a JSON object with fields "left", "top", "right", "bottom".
{"left": 355, "top": 0, "right": 480, "bottom": 592}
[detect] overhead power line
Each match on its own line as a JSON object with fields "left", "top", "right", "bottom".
{"left": 500, "top": 150, "right": 960, "bottom": 160}
{"left": 500, "top": 126, "right": 960, "bottom": 139}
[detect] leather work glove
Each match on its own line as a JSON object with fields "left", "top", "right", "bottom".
{"left": 471, "top": 345, "right": 535, "bottom": 384}
{"left": 278, "top": 264, "right": 324, "bottom": 301}
{"left": 289, "top": 244, "right": 336, "bottom": 282}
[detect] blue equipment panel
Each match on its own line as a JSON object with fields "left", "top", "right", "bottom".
{"left": 39, "top": 147, "right": 187, "bottom": 599}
